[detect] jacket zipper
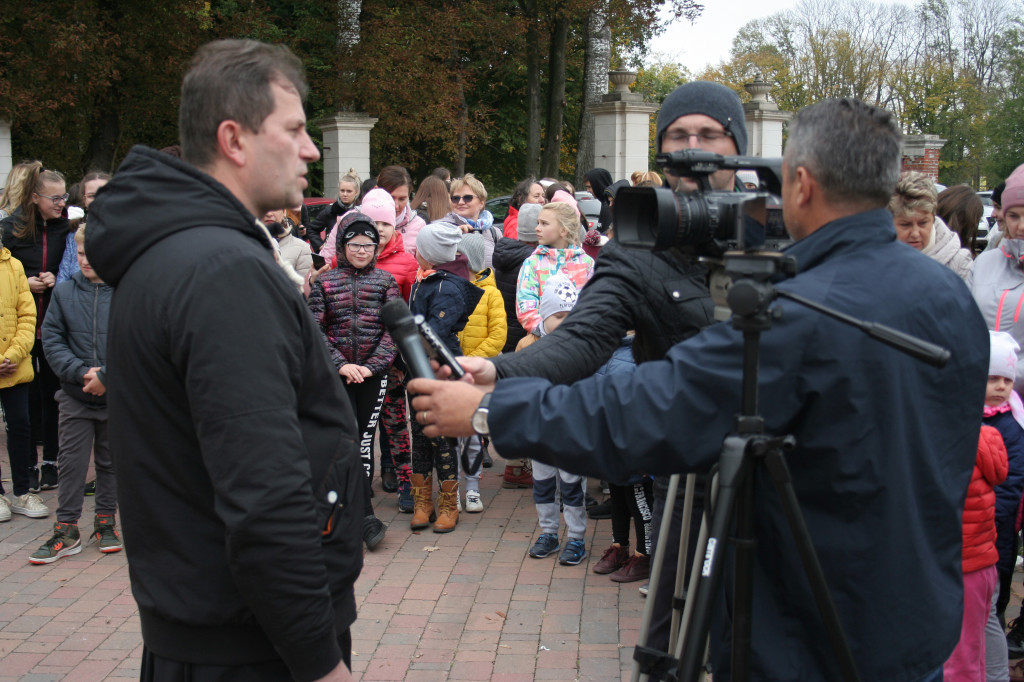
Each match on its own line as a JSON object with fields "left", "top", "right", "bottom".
{"left": 92, "top": 283, "right": 99, "bottom": 366}
{"left": 350, "top": 270, "right": 360, "bottom": 364}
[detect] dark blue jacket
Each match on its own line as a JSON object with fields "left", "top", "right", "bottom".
{"left": 985, "top": 409, "right": 1024, "bottom": 573}
{"left": 488, "top": 208, "right": 989, "bottom": 681}
{"left": 409, "top": 264, "right": 483, "bottom": 358}
{"left": 41, "top": 271, "right": 111, "bottom": 406}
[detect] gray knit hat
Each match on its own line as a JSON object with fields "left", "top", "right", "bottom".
{"left": 656, "top": 81, "right": 747, "bottom": 156}
{"left": 517, "top": 203, "right": 542, "bottom": 243}
{"left": 458, "top": 232, "right": 486, "bottom": 272}
{"left": 539, "top": 274, "right": 578, "bottom": 335}
{"left": 416, "top": 220, "right": 463, "bottom": 266}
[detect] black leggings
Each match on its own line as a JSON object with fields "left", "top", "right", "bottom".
{"left": 344, "top": 375, "right": 388, "bottom": 516}
{"left": 609, "top": 479, "right": 654, "bottom": 554}
{"left": 29, "top": 339, "right": 60, "bottom": 465}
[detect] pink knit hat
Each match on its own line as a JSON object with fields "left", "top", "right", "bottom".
{"left": 360, "top": 188, "right": 396, "bottom": 227}
{"left": 550, "top": 190, "right": 580, "bottom": 218}
{"left": 1002, "top": 164, "right": 1024, "bottom": 214}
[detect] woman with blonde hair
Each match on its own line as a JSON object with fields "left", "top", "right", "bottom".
{"left": 310, "top": 168, "right": 361, "bottom": 236}
{"left": 0, "top": 161, "right": 43, "bottom": 219}
{"left": 889, "top": 170, "right": 972, "bottom": 280}
{"left": 0, "top": 165, "right": 71, "bottom": 492}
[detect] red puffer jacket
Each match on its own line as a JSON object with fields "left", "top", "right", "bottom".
{"left": 308, "top": 252, "right": 401, "bottom": 378}
{"left": 962, "top": 425, "right": 1008, "bottom": 573}
{"left": 375, "top": 231, "right": 417, "bottom": 302}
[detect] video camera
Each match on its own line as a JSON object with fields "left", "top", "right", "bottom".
{"left": 614, "top": 150, "right": 790, "bottom": 255}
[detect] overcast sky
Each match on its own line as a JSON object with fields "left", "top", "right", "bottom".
{"left": 649, "top": 0, "right": 908, "bottom": 74}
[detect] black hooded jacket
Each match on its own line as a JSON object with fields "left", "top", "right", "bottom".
{"left": 493, "top": 238, "right": 715, "bottom": 377}
{"left": 86, "top": 146, "right": 364, "bottom": 681}
{"left": 0, "top": 209, "right": 71, "bottom": 331}
{"left": 492, "top": 236, "right": 537, "bottom": 352}
{"left": 585, "top": 168, "right": 613, "bottom": 231}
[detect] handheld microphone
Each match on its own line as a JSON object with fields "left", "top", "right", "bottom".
{"left": 413, "top": 315, "right": 466, "bottom": 380}
{"left": 381, "top": 299, "right": 435, "bottom": 380}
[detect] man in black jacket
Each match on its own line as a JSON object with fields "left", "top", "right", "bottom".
{"left": 87, "top": 40, "right": 362, "bottom": 682}
{"left": 490, "top": 81, "right": 746, "bottom": 656}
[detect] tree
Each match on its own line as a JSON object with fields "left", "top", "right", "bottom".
{"left": 575, "top": 6, "right": 611, "bottom": 186}
{"left": 0, "top": 1, "right": 203, "bottom": 178}
{"left": 695, "top": 0, "right": 1022, "bottom": 186}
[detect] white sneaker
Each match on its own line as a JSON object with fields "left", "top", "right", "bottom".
{"left": 465, "top": 491, "right": 483, "bottom": 513}
{"left": 10, "top": 493, "right": 49, "bottom": 518}
{"left": 0, "top": 496, "right": 10, "bottom": 522}
{"left": 457, "top": 494, "right": 463, "bottom": 512}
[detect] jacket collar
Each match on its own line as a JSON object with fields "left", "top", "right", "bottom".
{"left": 783, "top": 208, "right": 896, "bottom": 274}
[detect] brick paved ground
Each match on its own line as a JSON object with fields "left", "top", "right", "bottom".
{"left": 0, "top": 454, "right": 648, "bottom": 681}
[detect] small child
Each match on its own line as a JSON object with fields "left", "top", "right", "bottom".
{"left": 30, "top": 225, "right": 120, "bottom": 564}
{"left": 526, "top": 275, "right": 589, "bottom": 565}
{"left": 515, "top": 200, "right": 594, "bottom": 337}
{"left": 943, "top": 425, "right": 1006, "bottom": 680}
{"left": 982, "top": 331, "right": 1024, "bottom": 674}
{"left": 408, "top": 221, "right": 482, "bottom": 533}
{"left": 454, "top": 232, "right": 507, "bottom": 513}
{"left": 307, "top": 212, "right": 401, "bottom": 552}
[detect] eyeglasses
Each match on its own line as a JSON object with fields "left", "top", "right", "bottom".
{"left": 664, "top": 129, "right": 733, "bottom": 145}
{"left": 35, "top": 192, "right": 69, "bottom": 204}
{"left": 345, "top": 243, "right": 376, "bottom": 252}
{"left": 451, "top": 194, "right": 476, "bottom": 205}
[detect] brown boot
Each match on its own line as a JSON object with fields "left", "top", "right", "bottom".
{"left": 410, "top": 474, "right": 435, "bottom": 530}
{"left": 502, "top": 461, "right": 533, "bottom": 489}
{"left": 433, "top": 480, "right": 459, "bottom": 533}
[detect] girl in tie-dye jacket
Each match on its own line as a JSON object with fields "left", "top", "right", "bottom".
{"left": 515, "top": 201, "right": 594, "bottom": 335}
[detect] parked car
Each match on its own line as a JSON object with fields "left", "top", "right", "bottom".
{"left": 484, "top": 190, "right": 604, "bottom": 232}
{"left": 976, "top": 190, "right": 994, "bottom": 250}
{"left": 485, "top": 195, "right": 511, "bottom": 225}
{"left": 574, "top": 191, "right": 603, "bottom": 231}
{"left": 303, "top": 196, "right": 334, "bottom": 228}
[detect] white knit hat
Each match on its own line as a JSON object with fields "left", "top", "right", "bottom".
{"left": 990, "top": 331, "right": 1019, "bottom": 380}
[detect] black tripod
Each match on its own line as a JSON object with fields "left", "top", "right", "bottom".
{"left": 632, "top": 251, "right": 950, "bottom": 682}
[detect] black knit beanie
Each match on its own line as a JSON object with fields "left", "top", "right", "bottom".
{"left": 656, "top": 81, "right": 748, "bottom": 156}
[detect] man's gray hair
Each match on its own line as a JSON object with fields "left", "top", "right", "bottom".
{"left": 785, "top": 98, "right": 902, "bottom": 210}
{"left": 179, "top": 39, "right": 308, "bottom": 169}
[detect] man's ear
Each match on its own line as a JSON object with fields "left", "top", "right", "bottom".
{"left": 215, "top": 120, "right": 247, "bottom": 168}
{"left": 793, "top": 166, "right": 815, "bottom": 209}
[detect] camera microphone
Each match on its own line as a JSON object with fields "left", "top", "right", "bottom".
{"left": 381, "top": 299, "right": 435, "bottom": 380}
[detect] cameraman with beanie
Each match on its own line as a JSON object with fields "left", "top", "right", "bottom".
{"left": 490, "top": 81, "right": 745, "bottom": 651}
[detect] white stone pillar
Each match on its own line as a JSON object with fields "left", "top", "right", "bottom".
{"left": 316, "top": 113, "right": 378, "bottom": 197}
{"left": 0, "top": 120, "right": 11, "bottom": 187}
{"left": 590, "top": 71, "right": 658, "bottom": 183}
{"left": 743, "top": 79, "right": 791, "bottom": 158}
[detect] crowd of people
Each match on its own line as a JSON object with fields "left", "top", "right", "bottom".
{"left": 0, "top": 35, "right": 1022, "bottom": 682}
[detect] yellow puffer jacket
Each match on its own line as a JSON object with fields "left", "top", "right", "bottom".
{"left": 458, "top": 268, "right": 507, "bottom": 358}
{"left": 0, "top": 248, "right": 36, "bottom": 389}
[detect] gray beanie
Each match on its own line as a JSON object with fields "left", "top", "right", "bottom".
{"left": 458, "top": 232, "right": 487, "bottom": 272}
{"left": 539, "top": 274, "right": 578, "bottom": 335}
{"left": 416, "top": 220, "right": 463, "bottom": 266}
{"left": 656, "top": 81, "right": 747, "bottom": 156}
{"left": 517, "top": 203, "right": 542, "bottom": 243}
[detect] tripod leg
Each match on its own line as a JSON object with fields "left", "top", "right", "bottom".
{"left": 675, "top": 477, "right": 715, "bottom": 681}
{"left": 634, "top": 474, "right": 681, "bottom": 682}
{"left": 678, "top": 435, "right": 750, "bottom": 682}
{"left": 669, "top": 474, "right": 697, "bottom": 649}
